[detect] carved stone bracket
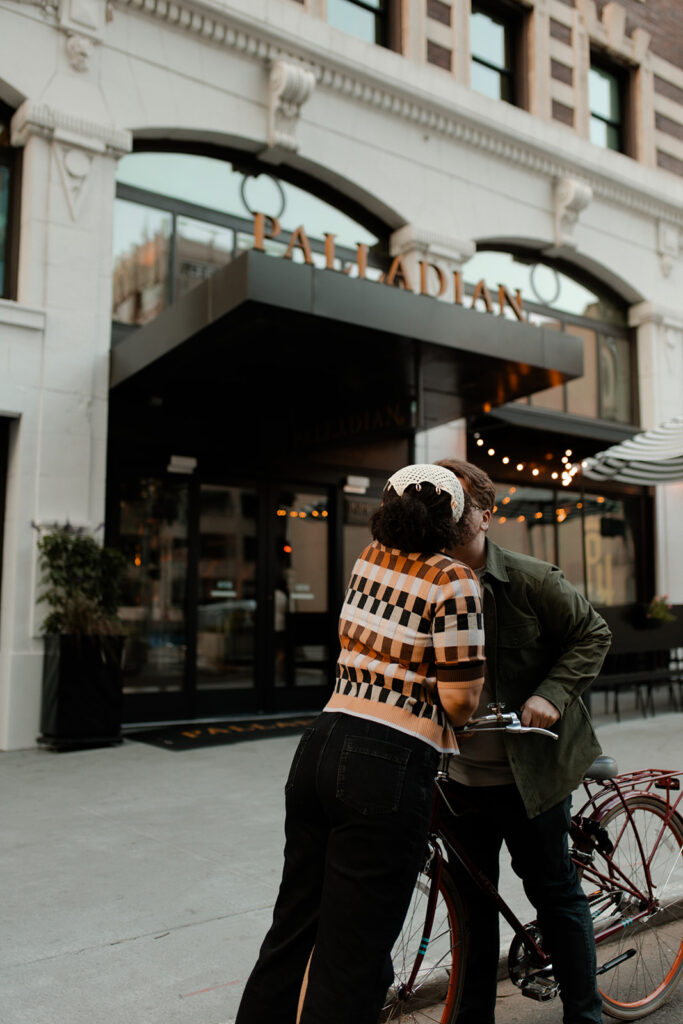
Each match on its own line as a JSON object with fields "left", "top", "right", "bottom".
{"left": 550, "top": 175, "right": 593, "bottom": 252}
{"left": 262, "top": 59, "right": 316, "bottom": 163}
{"left": 657, "top": 220, "right": 680, "bottom": 279}
{"left": 65, "top": 33, "right": 95, "bottom": 71}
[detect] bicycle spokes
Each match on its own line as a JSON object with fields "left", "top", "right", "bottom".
{"left": 581, "top": 796, "right": 683, "bottom": 1020}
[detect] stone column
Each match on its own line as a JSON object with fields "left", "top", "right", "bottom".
{"left": 629, "top": 300, "right": 683, "bottom": 603}
{"left": 0, "top": 102, "right": 130, "bottom": 748}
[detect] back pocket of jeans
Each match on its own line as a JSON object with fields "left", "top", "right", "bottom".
{"left": 285, "top": 726, "right": 315, "bottom": 794}
{"left": 336, "top": 735, "right": 411, "bottom": 815}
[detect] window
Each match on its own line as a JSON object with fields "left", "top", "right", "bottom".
{"left": 0, "top": 103, "right": 17, "bottom": 300}
{"left": 589, "top": 60, "right": 626, "bottom": 153}
{"left": 327, "top": 0, "right": 388, "bottom": 46}
{"left": 461, "top": 249, "right": 634, "bottom": 425}
{"left": 112, "top": 152, "right": 384, "bottom": 328}
{"left": 488, "top": 484, "right": 638, "bottom": 607}
{"left": 470, "top": 2, "right": 521, "bottom": 104}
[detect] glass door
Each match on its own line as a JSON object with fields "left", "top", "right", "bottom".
{"left": 196, "top": 483, "right": 258, "bottom": 693}
{"left": 118, "top": 477, "right": 190, "bottom": 705}
{"left": 270, "top": 484, "right": 333, "bottom": 706}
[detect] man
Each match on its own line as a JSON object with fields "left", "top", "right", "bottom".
{"left": 436, "top": 457, "right": 612, "bottom": 1024}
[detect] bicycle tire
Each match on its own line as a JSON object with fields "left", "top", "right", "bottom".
{"left": 584, "top": 795, "right": 683, "bottom": 1020}
{"left": 379, "top": 859, "right": 467, "bottom": 1023}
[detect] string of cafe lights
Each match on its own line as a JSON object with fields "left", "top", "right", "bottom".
{"left": 473, "top": 433, "right": 580, "bottom": 487}
{"left": 472, "top": 433, "right": 608, "bottom": 525}
{"left": 275, "top": 507, "right": 328, "bottom": 519}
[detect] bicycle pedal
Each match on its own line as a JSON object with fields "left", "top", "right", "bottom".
{"left": 520, "top": 976, "right": 560, "bottom": 1001}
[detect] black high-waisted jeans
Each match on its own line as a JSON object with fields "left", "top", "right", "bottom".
{"left": 235, "top": 711, "right": 439, "bottom": 1024}
{"left": 444, "top": 780, "right": 603, "bottom": 1024}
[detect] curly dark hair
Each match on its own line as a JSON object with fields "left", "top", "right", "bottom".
{"left": 370, "top": 483, "right": 472, "bottom": 553}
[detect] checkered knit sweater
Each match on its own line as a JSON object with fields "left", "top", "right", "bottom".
{"left": 324, "top": 541, "right": 486, "bottom": 754}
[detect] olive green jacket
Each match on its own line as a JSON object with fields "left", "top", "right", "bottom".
{"left": 481, "top": 540, "right": 611, "bottom": 818}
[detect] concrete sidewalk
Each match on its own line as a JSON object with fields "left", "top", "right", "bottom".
{"left": 1, "top": 706, "right": 681, "bottom": 1024}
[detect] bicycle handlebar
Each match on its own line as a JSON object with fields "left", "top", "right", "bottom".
{"left": 454, "top": 708, "right": 559, "bottom": 741}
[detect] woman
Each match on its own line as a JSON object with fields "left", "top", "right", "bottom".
{"left": 235, "top": 464, "right": 485, "bottom": 1024}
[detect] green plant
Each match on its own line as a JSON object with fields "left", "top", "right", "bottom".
{"left": 647, "top": 594, "right": 676, "bottom": 624}
{"left": 35, "top": 523, "right": 127, "bottom": 635}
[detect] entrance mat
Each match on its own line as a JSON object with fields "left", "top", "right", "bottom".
{"left": 127, "top": 716, "right": 316, "bottom": 751}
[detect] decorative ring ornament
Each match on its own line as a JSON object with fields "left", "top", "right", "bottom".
{"left": 530, "top": 263, "right": 561, "bottom": 306}
{"left": 240, "top": 173, "right": 286, "bottom": 221}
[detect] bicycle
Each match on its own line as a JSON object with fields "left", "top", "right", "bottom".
{"left": 380, "top": 706, "right": 683, "bottom": 1023}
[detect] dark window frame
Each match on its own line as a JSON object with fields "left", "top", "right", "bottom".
{"left": 588, "top": 52, "right": 630, "bottom": 155}
{"left": 0, "top": 101, "right": 20, "bottom": 301}
{"left": 327, "top": 0, "right": 393, "bottom": 49}
{"left": 470, "top": 0, "right": 528, "bottom": 109}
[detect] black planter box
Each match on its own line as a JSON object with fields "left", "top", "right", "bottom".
{"left": 39, "top": 634, "right": 124, "bottom": 750}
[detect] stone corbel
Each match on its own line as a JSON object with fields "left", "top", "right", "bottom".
{"left": 58, "top": 0, "right": 106, "bottom": 71}
{"left": 657, "top": 220, "right": 680, "bottom": 279}
{"left": 261, "top": 58, "right": 316, "bottom": 164}
{"left": 548, "top": 176, "right": 593, "bottom": 254}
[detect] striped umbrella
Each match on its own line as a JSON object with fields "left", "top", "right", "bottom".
{"left": 579, "top": 415, "right": 683, "bottom": 484}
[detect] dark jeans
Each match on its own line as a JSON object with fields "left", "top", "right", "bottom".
{"left": 444, "top": 781, "right": 603, "bottom": 1024}
{"left": 235, "top": 711, "right": 439, "bottom": 1024}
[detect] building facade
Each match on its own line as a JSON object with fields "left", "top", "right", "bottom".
{"left": 0, "top": 0, "right": 681, "bottom": 748}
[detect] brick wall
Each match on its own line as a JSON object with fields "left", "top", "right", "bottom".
{"left": 594, "top": 0, "right": 682, "bottom": 69}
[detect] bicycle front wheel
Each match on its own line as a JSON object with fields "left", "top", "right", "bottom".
{"left": 588, "top": 795, "right": 683, "bottom": 1020}
{"left": 379, "top": 859, "right": 467, "bottom": 1023}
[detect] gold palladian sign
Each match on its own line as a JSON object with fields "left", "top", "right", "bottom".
{"left": 252, "top": 213, "right": 525, "bottom": 321}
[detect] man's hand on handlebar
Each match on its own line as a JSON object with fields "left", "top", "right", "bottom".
{"left": 520, "top": 695, "right": 560, "bottom": 729}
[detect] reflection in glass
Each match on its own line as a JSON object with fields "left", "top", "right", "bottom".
{"left": 589, "top": 66, "right": 622, "bottom": 152}
{"left": 471, "top": 11, "right": 507, "bottom": 66}
{"left": 328, "top": 0, "right": 382, "bottom": 44}
{"left": 599, "top": 335, "right": 632, "bottom": 423}
{"left": 556, "top": 491, "right": 585, "bottom": 595}
{"left": 112, "top": 200, "right": 172, "bottom": 324}
{"left": 527, "top": 317, "right": 565, "bottom": 411}
{"left": 274, "top": 490, "right": 330, "bottom": 688}
{"left": 590, "top": 117, "right": 620, "bottom": 151}
{"left": 471, "top": 61, "right": 506, "bottom": 101}
{"left": 196, "top": 485, "right": 257, "bottom": 690}
{"left": 175, "top": 217, "right": 234, "bottom": 298}
{"left": 116, "top": 153, "right": 378, "bottom": 250}
{"left": 589, "top": 67, "right": 621, "bottom": 121}
{"left": 487, "top": 485, "right": 638, "bottom": 607}
{"left": 565, "top": 325, "right": 598, "bottom": 417}
{"left": 470, "top": 8, "right": 512, "bottom": 102}
{"left": 462, "top": 250, "right": 626, "bottom": 324}
{"left": 584, "top": 497, "right": 636, "bottom": 607}
{"left": 118, "top": 478, "right": 189, "bottom": 693}
{"left": 488, "top": 485, "right": 555, "bottom": 561}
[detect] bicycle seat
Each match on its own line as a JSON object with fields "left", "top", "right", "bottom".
{"left": 583, "top": 755, "right": 618, "bottom": 780}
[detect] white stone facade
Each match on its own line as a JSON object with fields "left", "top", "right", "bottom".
{"left": 0, "top": 0, "right": 681, "bottom": 747}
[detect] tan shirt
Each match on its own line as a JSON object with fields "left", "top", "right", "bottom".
{"left": 447, "top": 567, "right": 515, "bottom": 786}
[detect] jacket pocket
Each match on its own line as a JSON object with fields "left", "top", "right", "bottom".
{"left": 498, "top": 616, "right": 541, "bottom": 648}
{"left": 285, "top": 726, "right": 315, "bottom": 794}
{"left": 337, "top": 734, "right": 412, "bottom": 815}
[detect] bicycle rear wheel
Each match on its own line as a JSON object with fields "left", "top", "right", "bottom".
{"left": 587, "top": 796, "right": 683, "bottom": 1020}
{"left": 379, "top": 857, "right": 467, "bottom": 1023}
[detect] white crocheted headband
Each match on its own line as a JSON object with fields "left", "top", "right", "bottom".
{"left": 385, "top": 464, "right": 465, "bottom": 522}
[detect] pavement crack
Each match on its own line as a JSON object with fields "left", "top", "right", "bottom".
{"left": 5, "top": 904, "right": 275, "bottom": 969}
